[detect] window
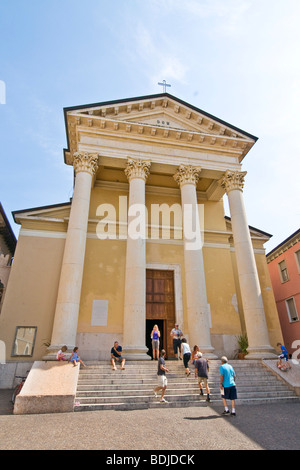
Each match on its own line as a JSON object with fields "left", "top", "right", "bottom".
{"left": 286, "top": 298, "right": 299, "bottom": 323}
{"left": 11, "top": 327, "right": 37, "bottom": 357}
{"left": 295, "top": 250, "right": 300, "bottom": 273}
{"left": 278, "top": 260, "right": 289, "bottom": 283}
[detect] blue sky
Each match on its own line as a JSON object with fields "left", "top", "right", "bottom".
{"left": 1, "top": 0, "right": 299, "bottom": 252}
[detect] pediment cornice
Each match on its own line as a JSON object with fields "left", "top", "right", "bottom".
{"left": 13, "top": 202, "right": 71, "bottom": 225}
{"left": 63, "top": 94, "right": 257, "bottom": 166}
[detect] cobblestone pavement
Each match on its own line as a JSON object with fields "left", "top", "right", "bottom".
{"left": 0, "top": 390, "right": 299, "bottom": 451}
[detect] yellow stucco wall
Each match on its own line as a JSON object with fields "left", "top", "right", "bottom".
{"left": 0, "top": 234, "right": 65, "bottom": 361}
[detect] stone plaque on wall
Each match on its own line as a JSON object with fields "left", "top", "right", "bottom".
{"left": 91, "top": 300, "right": 108, "bottom": 326}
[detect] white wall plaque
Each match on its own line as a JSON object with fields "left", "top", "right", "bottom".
{"left": 91, "top": 300, "right": 109, "bottom": 326}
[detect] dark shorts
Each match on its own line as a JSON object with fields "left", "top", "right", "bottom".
{"left": 112, "top": 355, "right": 123, "bottom": 361}
{"left": 173, "top": 339, "right": 181, "bottom": 354}
{"left": 222, "top": 386, "right": 237, "bottom": 400}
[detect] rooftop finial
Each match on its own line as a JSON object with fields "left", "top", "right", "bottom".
{"left": 158, "top": 79, "right": 171, "bottom": 93}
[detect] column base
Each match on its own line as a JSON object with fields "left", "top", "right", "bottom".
{"left": 245, "top": 346, "right": 277, "bottom": 360}
{"left": 203, "top": 353, "right": 219, "bottom": 359}
{"left": 122, "top": 345, "right": 151, "bottom": 361}
{"left": 42, "top": 344, "right": 75, "bottom": 361}
{"left": 198, "top": 346, "right": 218, "bottom": 360}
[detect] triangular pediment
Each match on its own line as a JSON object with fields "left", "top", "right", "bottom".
{"left": 13, "top": 202, "right": 71, "bottom": 225}
{"left": 64, "top": 93, "right": 258, "bottom": 165}
{"left": 66, "top": 94, "right": 254, "bottom": 140}
{"left": 225, "top": 216, "right": 272, "bottom": 243}
{"left": 115, "top": 110, "right": 219, "bottom": 135}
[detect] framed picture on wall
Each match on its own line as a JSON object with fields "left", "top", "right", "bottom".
{"left": 11, "top": 326, "right": 37, "bottom": 357}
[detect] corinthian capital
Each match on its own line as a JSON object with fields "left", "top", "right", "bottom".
{"left": 73, "top": 153, "right": 99, "bottom": 176}
{"left": 219, "top": 170, "right": 247, "bottom": 193}
{"left": 124, "top": 158, "right": 151, "bottom": 182}
{"left": 173, "top": 164, "right": 201, "bottom": 188}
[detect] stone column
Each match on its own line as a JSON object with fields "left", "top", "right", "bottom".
{"left": 220, "top": 170, "right": 276, "bottom": 358}
{"left": 122, "top": 158, "right": 151, "bottom": 360}
{"left": 45, "top": 152, "right": 99, "bottom": 359}
{"left": 174, "top": 165, "right": 217, "bottom": 358}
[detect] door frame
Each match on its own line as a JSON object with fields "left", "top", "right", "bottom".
{"left": 146, "top": 263, "right": 185, "bottom": 360}
{"left": 146, "top": 263, "right": 184, "bottom": 330}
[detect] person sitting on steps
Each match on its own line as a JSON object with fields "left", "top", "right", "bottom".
{"left": 111, "top": 341, "right": 126, "bottom": 370}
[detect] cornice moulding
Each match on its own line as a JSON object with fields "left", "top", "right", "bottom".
{"left": 71, "top": 115, "right": 252, "bottom": 150}
{"left": 267, "top": 235, "right": 300, "bottom": 262}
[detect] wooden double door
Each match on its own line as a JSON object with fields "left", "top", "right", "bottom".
{"left": 146, "top": 269, "right": 176, "bottom": 359}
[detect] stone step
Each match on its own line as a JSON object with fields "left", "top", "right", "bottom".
{"left": 85, "top": 359, "right": 261, "bottom": 368}
{"left": 80, "top": 364, "right": 276, "bottom": 371}
{"left": 74, "top": 359, "right": 300, "bottom": 412}
{"left": 78, "top": 370, "right": 280, "bottom": 380}
{"left": 74, "top": 396, "right": 300, "bottom": 412}
{"left": 76, "top": 387, "right": 296, "bottom": 403}
{"left": 77, "top": 375, "right": 284, "bottom": 385}
{"left": 77, "top": 375, "right": 287, "bottom": 387}
{"left": 76, "top": 383, "right": 292, "bottom": 396}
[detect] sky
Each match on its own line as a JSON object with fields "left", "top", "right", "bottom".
{"left": 0, "top": 0, "right": 299, "bottom": 253}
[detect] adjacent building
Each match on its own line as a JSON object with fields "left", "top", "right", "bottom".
{"left": 0, "top": 203, "right": 17, "bottom": 310}
{"left": 267, "top": 229, "right": 300, "bottom": 356}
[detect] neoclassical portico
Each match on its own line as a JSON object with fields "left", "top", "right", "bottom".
{"left": 4, "top": 93, "right": 282, "bottom": 364}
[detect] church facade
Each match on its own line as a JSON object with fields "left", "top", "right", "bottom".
{"left": 0, "top": 94, "right": 281, "bottom": 362}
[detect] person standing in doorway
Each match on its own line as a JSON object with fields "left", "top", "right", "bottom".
{"left": 153, "top": 349, "right": 169, "bottom": 403}
{"left": 194, "top": 352, "right": 210, "bottom": 402}
{"left": 220, "top": 356, "right": 237, "bottom": 416}
{"left": 170, "top": 323, "right": 183, "bottom": 360}
{"left": 150, "top": 324, "right": 160, "bottom": 360}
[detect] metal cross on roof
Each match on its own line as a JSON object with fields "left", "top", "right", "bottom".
{"left": 158, "top": 80, "right": 171, "bottom": 93}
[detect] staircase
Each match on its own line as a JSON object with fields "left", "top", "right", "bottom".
{"left": 74, "top": 359, "right": 300, "bottom": 412}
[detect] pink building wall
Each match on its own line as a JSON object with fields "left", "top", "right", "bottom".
{"left": 267, "top": 233, "right": 300, "bottom": 359}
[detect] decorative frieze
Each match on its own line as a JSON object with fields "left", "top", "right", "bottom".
{"left": 173, "top": 164, "right": 201, "bottom": 188}
{"left": 124, "top": 158, "right": 151, "bottom": 182}
{"left": 73, "top": 152, "right": 99, "bottom": 176}
{"left": 219, "top": 169, "right": 247, "bottom": 193}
